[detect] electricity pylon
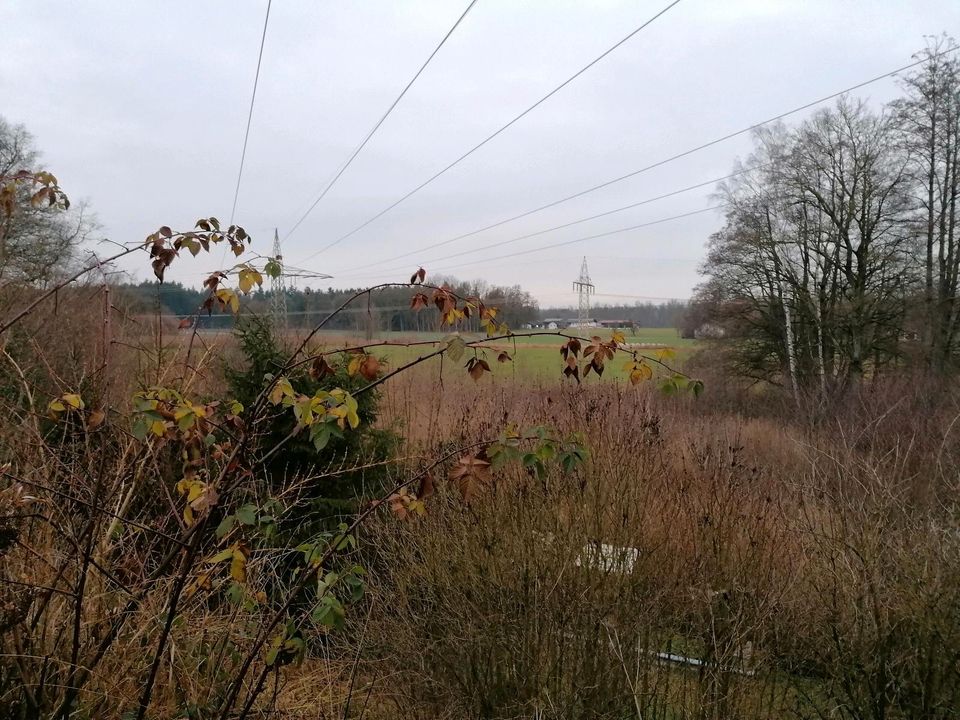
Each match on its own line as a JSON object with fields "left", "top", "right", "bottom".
{"left": 270, "top": 228, "right": 287, "bottom": 329}
{"left": 572, "top": 256, "right": 594, "bottom": 329}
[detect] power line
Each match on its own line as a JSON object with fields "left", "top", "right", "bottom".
{"left": 334, "top": 163, "right": 765, "bottom": 277}
{"left": 291, "top": 0, "right": 684, "bottom": 265}
{"left": 282, "top": 0, "right": 480, "bottom": 244}
{"left": 325, "top": 46, "right": 960, "bottom": 276}
{"left": 341, "top": 204, "right": 722, "bottom": 283}
{"left": 229, "top": 0, "right": 273, "bottom": 226}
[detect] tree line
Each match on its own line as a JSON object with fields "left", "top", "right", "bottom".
{"left": 115, "top": 276, "right": 541, "bottom": 332}
{"left": 691, "top": 37, "right": 960, "bottom": 393}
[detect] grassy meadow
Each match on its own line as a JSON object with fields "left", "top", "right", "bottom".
{"left": 295, "top": 326, "right": 697, "bottom": 383}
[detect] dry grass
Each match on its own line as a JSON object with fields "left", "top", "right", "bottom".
{"left": 2, "top": 294, "right": 960, "bottom": 719}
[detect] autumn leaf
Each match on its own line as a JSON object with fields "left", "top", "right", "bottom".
{"left": 410, "top": 292, "right": 429, "bottom": 311}
{"left": 237, "top": 267, "right": 263, "bottom": 294}
{"left": 611, "top": 329, "right": 626, "bottom": 345}
{"left": 309, "top": 355, "right": 335, "bottom": 380}
{"left": 417, "top": 471, "right": 435, "bottom": 500}
{"left": 87, "top": 409, "right": 106, "bottom": 429}
{"left": 560, "top": 338, "right": 581, "bottom": 360}
{"left": 410, "top": 267, "right": 426, "bottom": 284}
{"left": 359, "top": 354, "right": 380, "bottom": 381}
{"left": 497, "top": 351, "right": 512, "bottom": 363}
{"left": 449, "top": 452, "right": 493, "bottom": 502}
{"left": 215, "top": 288, "right": 240, "bottom": 313}
{"left": 465, "top": 357, "right": 491, "bottom": 381}
{"left": 347, "top": 354, "right": 362, "bottom": 377}
{"left": 388, "top": 493, "right": 408, "bottom": 520}
{"left": 268, "top": 377, "right": 295, "bottom": 405}
{"left": 230, "top": 543, "right": 249, "bottom": 583}
{"left": 178, "top": 316, "right": 192, "bottom": 330}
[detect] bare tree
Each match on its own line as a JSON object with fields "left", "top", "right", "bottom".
{"left": 695, "top": 99, "right": 913, "bottom": 393}
{"left": 0, "top": 116, "right": 97, "bottom": 288}
{"left": 893, "top": 35, "right": 960, "bottom": 370}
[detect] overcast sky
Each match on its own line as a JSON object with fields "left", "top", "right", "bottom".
{"left": 3, "top": 1, "right": 959, "bottom": 307}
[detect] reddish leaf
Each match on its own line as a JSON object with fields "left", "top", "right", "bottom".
{"left": 359, "top": 355, "right": 380, "bottom": 381}
{"left": 410, "top": 292, "right": 428, "bottom": 311}
{"left": 417, "top": 471, "right": 435, "bottom": 500}
{"left": 178, "top": 316, "right": 192, "bottom": 329}
{"left": 309, "top": 355, "right": 335, "bottom": 380}
{"left": 466, "top": 357, "right": 491, "bottom": 381}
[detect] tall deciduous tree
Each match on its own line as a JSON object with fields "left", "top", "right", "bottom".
{"left": 0, "top": 116, "right": 96, "bottom": 287}
{"left": 695, "top": 98, "right": 913, "bottom": 393}
{"left": 893, "top": 35, "right": 960, "bottom": 370}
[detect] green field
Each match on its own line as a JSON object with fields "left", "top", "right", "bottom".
{"left": 306, "top": 327, "right": 698, "bottom": 383}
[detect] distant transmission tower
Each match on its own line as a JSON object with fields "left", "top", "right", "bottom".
{"left": 269, "top": 228, "right": 332, "bottom": 330}
{"left": 270, "top": 228, "right": 288, "bottom": 329}
{"left": 572, "top": 257, "right": 594, "bottom": 329}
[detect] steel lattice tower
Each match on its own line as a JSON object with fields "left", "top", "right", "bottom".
{"left": 270, "top": 228, "right": 287, "bottom": 329}
{"left": 572, "top": 256, "right": 594, "bottom": 329}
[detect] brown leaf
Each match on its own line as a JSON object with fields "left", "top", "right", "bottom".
{"left": 449, "top": 453, "right": 493, "bottom": 502}
{"left": 86, "top": 409, "right": 106, "bottom": 429}
{"left": 178, "top": 316, "right": 192, "bottom": 329}
{"left": 388, "top": 493, "right": 408, "bottom": 520}
{"left": 560, "top": 338, "right": 581, "bottom": 360}
{"left": 359, "top": 354, "right": 380, "bottom": 381}
{"left": 309, "top": 355, "right": 335, "bottom": 379}
{"left": 466, "top": 357, "right": 491, "bottom": 381}
{"left": 497, "top": 351, "right": 512, "bottom": 363}
{"left": 152, "top": 257, "right": 167, "bottom": 283}
{"left": 410, "top": 292, "right": 428, "bottom": 311}
{"left": 417, "top": 472, "right": 435, "bottom": 500}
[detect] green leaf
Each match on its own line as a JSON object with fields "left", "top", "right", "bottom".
{"left": 236, "top": 504, "right": 257, "bottom": 526}
{"left": 215, "top": 515, "right": 236, "bottom": 540}
{"left": 310, "top": 422, "right": 332, "bottom": 451}
{"left": 444, "top": 334, "right": 466, "bottom": 362}
{"left": 131, "top": 417, "right": 150, "bottom": 441}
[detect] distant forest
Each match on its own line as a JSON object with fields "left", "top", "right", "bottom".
{"left": 115, "top": 279, "right": 686, "bottom": 331}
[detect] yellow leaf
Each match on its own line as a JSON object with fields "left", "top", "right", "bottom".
{"left": 268, "top": 377, "right": 294, "bottom": 405}
{"left": 62, "top": 393, "right": 85, "bottom": 410}
{"left": 150, "top": 419, "right": 167, "bottom": 437}
{"left": 347, "top": 355, "right": 362, "bottom": 377}
{"left": 216, "top": 288, "right": 240, "bottom": 313}
{"left": 230, "top": 544, "right": 249, "bottom": 583}
{"left": 611, "top": 330, "right": 626, "bottom": 345}
{"left": 186, "top": 481, "right": 205, "bottom": 503}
